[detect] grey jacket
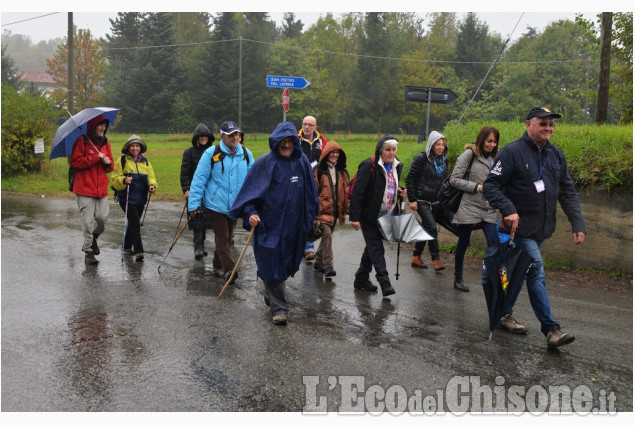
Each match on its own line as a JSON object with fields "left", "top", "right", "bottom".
{"left": 449, "top": 143, "right": 497, "bottom": 225}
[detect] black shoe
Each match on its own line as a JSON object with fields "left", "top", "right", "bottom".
{"left": 324, "top": 267, "right": 336, "bottom": 278}
{"left": 85, "top": 252, "right": 99, "bottom": 265}
{"left": 453, "top": 275, "right": 469, "bottom": 292}
{"left": 134, "top": 252, "right": 144, "bottom": 262}
{"left": 354, "top": 276, "right": 378, "bottom": 292}
{"left": 203, "top": 250, "right": 208, "bottom": 256}
{"left": 313, "top": 262, "right": 325, "bottom": 272}
{"left": 91, "top": 234, "right": 100, "bottom": 255}
{"left": 224, "top": 270, "right": 238, "bottom": 285}
{"left": 195, "top": 249, "right": 204, "bottom": 260}
{"left": 379, "top": 280, "right": 396, "bottom": 297}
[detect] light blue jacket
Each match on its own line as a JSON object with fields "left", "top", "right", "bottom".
{"left": 188, "top": 141, "right": 254, "bottom": 215}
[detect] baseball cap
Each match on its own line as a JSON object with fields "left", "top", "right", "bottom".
{"left": 526, "top": 107, "right": 562, "bottom": 121}
{"left": 219, "top": 121, "right": 242, "bottom": 135}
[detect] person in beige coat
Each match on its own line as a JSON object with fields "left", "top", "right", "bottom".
{"left": 449, "top": 126, "right": 499, "bottom": 291}
{"left": 313, "top": 140, "right": 350, "bottom": 277}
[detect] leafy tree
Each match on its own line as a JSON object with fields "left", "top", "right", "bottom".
{"left": 476, "top": 20, "right": 592, "bottom": 123}
{"left": 1, "top": 44, "right": 21, "bottom": 89}
{"left": 281, "top": 12, "right": 304, "bottom": 40}
{"left": 45, "top": 27, "right": 107, "bottom": 111}
{"left": 1, "top": 30, "right": 61, "bottom": 71}
{"left": 1, "top": 83, "right": 60, "bottom": 175}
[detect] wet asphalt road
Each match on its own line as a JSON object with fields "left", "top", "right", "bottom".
{"left": 1, "top": 195, "right": 632, "bottom": 412}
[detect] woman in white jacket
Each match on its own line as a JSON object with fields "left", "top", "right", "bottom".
{"left": 449, "top": 126, "right": 500, "bottom": 291}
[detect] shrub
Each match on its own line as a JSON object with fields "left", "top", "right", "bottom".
{"left": 1, "top": 84, "right": 61, "bottom": 175}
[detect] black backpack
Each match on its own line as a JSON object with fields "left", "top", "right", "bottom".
{"left": 210, "top": 144, "right": 250, "bottom": 173}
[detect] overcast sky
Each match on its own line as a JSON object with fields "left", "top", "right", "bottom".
{"left": 1, "top": 1, "right": 613, "bottom": 44}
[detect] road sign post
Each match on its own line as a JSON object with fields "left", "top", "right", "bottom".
{"left": 267, "top": 75, "right": 311, "bottom": 122}
{"left": 404, "top": 86, "right": 457, "bottom": 143}
{"left": 282, "top": 88, "right": 290, "bottom": 122}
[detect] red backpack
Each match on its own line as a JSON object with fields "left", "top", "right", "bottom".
{"left": 347, "top": 156, "right": 375, "bottom": 199}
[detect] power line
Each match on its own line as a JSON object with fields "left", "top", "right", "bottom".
{"left": 1, "top": 12, "right": 60, "bottom": 27}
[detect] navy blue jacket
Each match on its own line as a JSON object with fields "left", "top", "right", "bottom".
{"left": 229, "top": 122, "right": 318, "bottom": 284}
{"left": 483, "top": 131, "right": 586, "bottom": 240}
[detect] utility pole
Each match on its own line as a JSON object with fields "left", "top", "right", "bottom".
{"left": 67, "top": 12, "right": 74, "bottom": 114}
{"left": 238, "top": 36, "right": 242, "bottom": 129}
{"left": 595, "top": 12, "right": 612, "bottom": 124}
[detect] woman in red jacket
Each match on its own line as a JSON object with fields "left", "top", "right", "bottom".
{"left": 69, "top": 115, "right": 114, "bottom": 265}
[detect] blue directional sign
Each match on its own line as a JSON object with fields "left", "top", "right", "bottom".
{"left": 266, "top": 75, "right": 311, "bottom": 89}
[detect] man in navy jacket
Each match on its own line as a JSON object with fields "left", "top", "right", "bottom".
{"left": 483, "top": 107, "right": 586, "bottom": 349}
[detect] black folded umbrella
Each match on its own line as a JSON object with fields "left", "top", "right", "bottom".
{"left": 482, "top": 222, "right": 533, "bottom": 339}
{"left": 430, "top": 202, "right": 460, "bottom": 237}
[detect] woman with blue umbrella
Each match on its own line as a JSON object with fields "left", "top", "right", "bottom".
{"left": 69, "top": 114, "right": 114, "bottom": 265}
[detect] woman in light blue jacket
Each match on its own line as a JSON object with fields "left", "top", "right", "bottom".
{"left": 188, "top": 121, "right": 254, "bottom": 283}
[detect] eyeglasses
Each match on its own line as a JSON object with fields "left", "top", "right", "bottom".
{"left": 538, "top": 121, "right": 555, "bottom": 128}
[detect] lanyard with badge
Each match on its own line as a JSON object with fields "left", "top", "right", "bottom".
{"left": 534, "top": 148, "right": 550, "bottom": 193}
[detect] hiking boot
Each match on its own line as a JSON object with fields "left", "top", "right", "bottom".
{"left": 85, "top": 252, "right": 99, "bottom": 265}
{"left": 546, "top": 328, "right": 575, "bottom": 348}
{"left": 91, "top": 234, "right": 100, "bottom": 255}
{"left": 497, "top": 314, "right": 528, "bottom": 334}
{"left": 264, "top": 293, "right": 270, "bottom": 307}
{"left": 454, "top": 274, "right": 469, "bottom": 292}
{"left": 135, "top": 252, "right": 144, "bottom": 262}
{"left": 272, "top": 314, "right": 287, "bottom": 326}
{"left": 379, "top": 280, "right": 396, "bottom": 297}
{"left": 224, "top": 270, "right": 238, "bottom": 285}
{"left": 313, "top": 262, "right": 325, "bottom": 272}
{"left": 354, "top": 276, "right": 378, "bottom": 292}
{"left": 411, "top": 256, "right": 428, "bottom": 268}
{"left": 324, "top": 267, "right": 336, "bottom": 278}
{"left": 195, "top": 250, "right": 204, "bottom": 260}
{"left": 433, "top": 259, "right": 446, "bottom": 271}
{"left": 305, "top": 252, "right": 315, "bottom": 261}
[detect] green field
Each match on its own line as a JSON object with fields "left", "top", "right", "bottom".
{"left": 2, "top": 122, "right": 631, "bottom": 199}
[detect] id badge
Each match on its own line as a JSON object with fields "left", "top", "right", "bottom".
{"left": 534, "top": 180, "right": 545, "bottom": 193}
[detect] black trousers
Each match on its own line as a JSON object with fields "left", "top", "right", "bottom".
{"left": 355, "top": 220, "right": 390, "bottom": 284}
{"left": 120, "top": 203, "right": 145, "bottom": 254}
{"left": 413, "top": 201, "right": 439, "bottom": 260}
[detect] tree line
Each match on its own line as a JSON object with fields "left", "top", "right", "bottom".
{"left": 3, "top": 11, "right": 633, "bottom": 136}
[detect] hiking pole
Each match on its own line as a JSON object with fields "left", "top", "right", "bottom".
{"left": 218, "top": 226, "right": 255, "bottom": 298}
{"left": 157, "top": 213, "right": 193, "bottom": 271}
{"left": 121, "top": 185, "right": 130, "bottom": 263}
{"left": 140, "top": 192, "right": 152, "bottom": 226}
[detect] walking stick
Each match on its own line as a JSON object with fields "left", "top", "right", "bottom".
{"left": 157, "top": 214, "right": 193, "bottom": 271}
{"left": 121, "top": 185, "right": 130, "bottom": 263}
{"left": 395, "top": 197, "right": 405, "bottom": 280}
{"left": 140, "top": 192, "right": 152, "bottom": 226}
{"left": 218, "top": 226, "right": 255, "bottom": 298}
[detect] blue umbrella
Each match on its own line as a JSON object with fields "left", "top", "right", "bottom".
{"left": 482, "top": 221, "right": 533, "bottom": 339}
{"left": 50, "top": 107, "right": 120, "bottom": 160}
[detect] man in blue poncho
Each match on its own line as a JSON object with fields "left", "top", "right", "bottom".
{"left": 229, "top": 122, "right": 318, "bottom": 326}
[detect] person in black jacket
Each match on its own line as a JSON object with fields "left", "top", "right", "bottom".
{"left": 349, "top": 135, "right": 406, "bottom": 297}
{"left": 483, "top": 107, "right": 586, "bottom": 349}
{"left": 405, "top": 130, "right": 448, "bottom": 272}
{"left": 180, "top": 123, "right": 215, "bottom": 260}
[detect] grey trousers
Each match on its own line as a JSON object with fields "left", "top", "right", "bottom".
{"left": 76, "top": 195, "right": 109, "bottom": 253}
{"left": 264, "top": 281, "right": 289, "bottom": 316}
{"left": 315, "top": 223, "right": 335, "bottom": 268}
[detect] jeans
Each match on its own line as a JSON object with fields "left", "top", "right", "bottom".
{"left": 304, "top": 240, "right": 315, "bottom": 254}
{"left": 503, "top": 238, "right": 560, "bottom": 335}
{"left": 413, "top": 201, "right": 439, "bottom": 260}
{"left": 454, "top": 222, "right": 498, "bottom": 276}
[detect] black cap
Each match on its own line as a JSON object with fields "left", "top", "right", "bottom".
{"left": 526, "top": 107, "right": 561, "bottom": 121}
